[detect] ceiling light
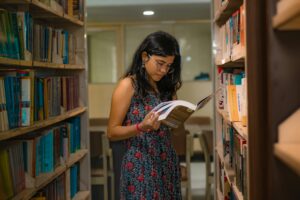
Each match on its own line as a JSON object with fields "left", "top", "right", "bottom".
{"left": 143, "top": 10, "right": 154, "bottom": 16}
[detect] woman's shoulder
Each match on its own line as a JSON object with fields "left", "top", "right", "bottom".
{"left": 114, "top": 76, "right": 135, "bottom": 95}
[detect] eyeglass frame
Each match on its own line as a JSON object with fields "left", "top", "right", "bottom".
{"left": 147, "top": 54, "right": 175, "bottom": 74}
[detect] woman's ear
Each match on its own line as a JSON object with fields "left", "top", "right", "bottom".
{"left": 141, "top": 51, "right": 149, "bottom": 63}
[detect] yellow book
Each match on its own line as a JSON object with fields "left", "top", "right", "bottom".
{"left": 0, "top": 149, "right": 14, "bottom": 199}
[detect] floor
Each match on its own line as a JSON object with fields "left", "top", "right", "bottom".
{"left": 188, "top": 162, "right": 214, "bottom": 200}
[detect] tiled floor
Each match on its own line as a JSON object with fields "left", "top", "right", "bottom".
{"left": 187, "top": 162, "right": 214, "bottom": 200}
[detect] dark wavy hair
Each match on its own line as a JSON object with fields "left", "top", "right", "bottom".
{"left": 124, "top": 31, "right": 182, "bottom": 100}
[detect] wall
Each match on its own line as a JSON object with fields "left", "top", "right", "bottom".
{"left": 88, "top": 80, "right": 213, "bottom": 119}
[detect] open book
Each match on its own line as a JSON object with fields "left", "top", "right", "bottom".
{"left": 153, "top": 89, "right": 220, "bottom": 128}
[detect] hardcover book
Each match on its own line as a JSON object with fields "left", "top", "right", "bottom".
{"left": 153, "top": 89, "right": 220, "bottom": 128}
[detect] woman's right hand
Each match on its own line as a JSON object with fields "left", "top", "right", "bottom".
{"left": 139, "top": 111, "right": 161, "bottom": 131}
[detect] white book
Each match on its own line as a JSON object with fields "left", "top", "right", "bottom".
{"left": 153, "top": 88, "right": 221, "bottom": 128}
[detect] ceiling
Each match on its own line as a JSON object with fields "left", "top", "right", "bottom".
{"left": 86, "top": 0, "right": 211, "bottom": 23}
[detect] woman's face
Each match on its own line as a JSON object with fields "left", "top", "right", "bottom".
{"left": 142, "top": 53, "right": 175, "bottom": 85}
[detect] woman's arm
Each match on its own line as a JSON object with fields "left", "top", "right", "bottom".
{"left": 107, "top": 77, "right": 160, "bottom": 141}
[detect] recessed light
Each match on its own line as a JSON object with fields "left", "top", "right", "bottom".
{"left": 143, "top": 10, "right": 154, "bottom": 16}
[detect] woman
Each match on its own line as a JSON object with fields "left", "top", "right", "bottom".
{"left": 107, "top": 31, "right": 182, "bottom": 199}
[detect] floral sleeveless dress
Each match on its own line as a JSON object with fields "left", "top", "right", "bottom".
{"left": 120, "top": 92, "right": 182, "bottom": 200}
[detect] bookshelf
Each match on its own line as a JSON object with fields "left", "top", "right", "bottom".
{"left": 212, "top": 0, "right": 248, "bottom": 200}
{"left": 214, "top": 0, "right": 300, "bottom": 199}
{"left": 0, "top": 0, "right": 90, "bottom": 200}
{"left": 272, "top": 0, "right": 300, "bottom": 30}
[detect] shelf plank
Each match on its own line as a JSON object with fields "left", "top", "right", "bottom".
{"left": 64, "top": 14, "right": 84, "bottom": 26}
{"left": 224, "top": 161, "right": 235, "bottom": 184}
{"left": 274, "top": 143, "right": 300, "bottom": 176}
{"left": 34, "top": 165, "right": 66, "bottom": 188}
{"left": 231, "top": 45, "right": 246, "bottom": 62}
{"left": 31, "top": 0, "right": 63, "bottom": 17}
{"left": 33, "top": 61, "right": 65, "bottom": 69}
{"left": 0, "top": 57, "right": 32, "bottom": 67}
{"left": 67, "top": 149, "right": 88, "bottom": 167}
{"left": 0, "top": 0, "right": 30, "bottom": 4}
{"left": 65, "top": 64, "right": 85, "bottom": 70}
{"left": 72, "top": 191, "right": 90, "bottom": 200}
{"left": 233, "top": 122, "right": 248, "bottom": 140}
{"left": 0, "top": 107, "right": 87, "bottom": 141}
{"left": 273, "top": 0, "right": 300, "bottom": 30}
{"left": 216, "top": 143, "right": 224, "bottom": 164}
{"left": 232, "top": 184, "right": 244, "bottom": 200}
{"left": 217, "top": 188, "right": 223, "bottom": 200}
{"left": 214, "top": 0, "right": 243, "bottom": 27}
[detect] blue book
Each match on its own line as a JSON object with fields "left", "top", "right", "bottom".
{"left": 43, "top": 130, "right": 54, "bottom": 173}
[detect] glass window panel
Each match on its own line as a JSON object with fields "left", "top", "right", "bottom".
{"left": 88, "top": 30, "right": 118, "bottom": 83}
{"left": 174, "top": 23, "right": 212, "bottom": 81}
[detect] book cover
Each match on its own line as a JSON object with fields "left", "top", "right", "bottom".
{"left": 153, "top": 89, "right": 220, "bottom": 128}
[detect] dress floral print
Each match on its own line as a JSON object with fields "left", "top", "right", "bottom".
{"left": 120, "top": 92, "right": 182, "bottom": 200}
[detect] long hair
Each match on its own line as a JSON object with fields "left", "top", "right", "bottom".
{"left": 124, "top": 31, "right": 182, "bottom": 100}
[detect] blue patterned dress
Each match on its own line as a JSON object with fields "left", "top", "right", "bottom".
{"left": 120, "top": 91, "right": 182, "bottom": 200}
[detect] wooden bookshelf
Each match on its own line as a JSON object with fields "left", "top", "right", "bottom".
{"left": 217, "top": 189, "right": 223, "bottom": 200}
{"left": 67, "top": 149, "right": 89, "bottom": 167}
{"left": 31, "top": 0, "right": 64, "bottom": 17}
{"left": 213, "top": 0, "right": 248, "bottom": 199}
{"left": 232, "top": 184, "right": 244, "bottom": 200}
{"left": 0, "top": 0, "right": 30, "bottom": 4}
{"left": 33, "top": 61, "right": 65, "bottom": 69}
{"left": 64, "top": 14, "right": 84, "bottom": 26}
{"left": 233, "top": 122, "right": 248, "bottom": 140}
{"left": 215, "top": 57, "right": 244, "bottom": 68}
{"left": 273, "top": 0, "right": 300, "bottom": 30}
{"left": 65, "top": 64, "right": 86, "bottom": 70}
{"left": 0, "top": 57, "right": 32, "bottom": 67}
{"left": 11, "top": 149, "right": 88, "bottom": 200}
{"left": 0, "top": 0, "right": 89, "bottom": 199}
{"left": 214, "top": 0, "right": 243, "bottom": 27}
{"left": 274, "top": 144, "right": 300, "bottom": 176}
{"left": 0, "top": 107, "right": 87, "bottom": 141}
{"left": 73, "top": 191, "right": 91, "bottom": 200}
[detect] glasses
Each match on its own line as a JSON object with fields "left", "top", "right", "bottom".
{"left": 148, "top": 55, "right": 175, "bottom": 74}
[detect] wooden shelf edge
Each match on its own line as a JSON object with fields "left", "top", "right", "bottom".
{"left": 233, "top": 122, "right": 248, "bottom": 140}
{"left": 72, "top": 191, "right": 90, "bottom": 200}
{"left": 216, "top": 143, "right": 224, "bottom": 164}
{"left": 217, "top": 188, "right": 223, "bottom": 200}
{"left": 65, "top": 64, "right": 85, "bottom": 69}
{"left": 273, "top": 1, "right": 300, "bottom": 30}
{"left": 274, "top": 143, "right": 300, "bottom": 176}
{"left": 232, "top": 183, "right": 244, "bottom": 200}
{"left": 0, "top": 57, "right": 32, "bottom": 67}
{"left": 0, "top": 0, "right": 30, "bottom": 4}
{"left": 67, "top": 149, "right": 88, "bottom": 167}
{"left": 224, "top": 161, "right": 235, "bottom": 184}
{"left": 33, "top": 61, "right": 65, "bottom": 69}
{"left": 64, "top": 14, "right": 84, "bottom": 26}
{"left": 0, "top": 107, "right": 87, "bottom": 141}
{"left": 31, "top": 0, "right": 64, "bottom": 17}
{"left": 35, "top": 165, "right": 66, "bottom": 188}
{"left": 214, "top": 0, "right": 243, "bottom": 27}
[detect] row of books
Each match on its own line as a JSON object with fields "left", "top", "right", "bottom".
{"left": 221, "top": 120, "right": 248, "bottom": 199}
{"left": 215, "top": 4, "right": 245, "bottom": 62}
{"left": 217, "top": 68, "right": 247, "bottom": 125}
{"left": 39, "top": 0, "right": 84, "bottom": 21}
{"left": 0, "top": 70, "right": 79, "bottom": 131}
{"left": 31, "top": 163, "right": 80, "bottom": 200}
{"left": 0, "top": 116, "right": 80, "bottom": 199}
{"left": 0, "top": 10, "right": 77, "bottom": 64}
